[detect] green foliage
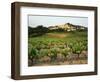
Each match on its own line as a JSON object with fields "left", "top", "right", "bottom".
{"left": 39, "top": 49, "right": 49, "bottom": 58}
{"left": 28, "top": 31, "right": 87, "bottom": 65}
{"left": 62, "top": 47, "right": 72, "bottom": 57}
{"left": 28, "top": 44, "right": 38, "bottom": 59}
{"left": 28, "top": 25, "right": 49, "bottom": 37}
{"left": 72, "top": 43, "right": 81, "bottom": 54}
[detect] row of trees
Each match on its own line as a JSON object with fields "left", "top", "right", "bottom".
{"left": 28, "top": 25, "right": 49, "bottom": 37}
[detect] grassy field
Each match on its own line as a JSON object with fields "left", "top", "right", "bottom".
{"left": 28, "top": 31, "right": 88, "bottom": 66}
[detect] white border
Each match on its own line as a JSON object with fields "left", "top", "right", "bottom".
{"left": 20, "top": 7, "right": 95, "bottom": 75}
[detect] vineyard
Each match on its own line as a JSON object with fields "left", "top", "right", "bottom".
{"left": 28, "top": 31, "right": 88, "bottom": 66}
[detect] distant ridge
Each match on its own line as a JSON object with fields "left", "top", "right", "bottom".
{"left": 49, "top": 23, "right": 87, "bottom": 31}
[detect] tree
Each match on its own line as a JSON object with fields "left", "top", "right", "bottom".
{"left": 72, "top": 43, "right": 82, "bottom": 58}
{"left": 49, "top": 48, "right": 57, "bottom": 62}
{"left": 62, "top": 47, "right": 71, "bottom": 58}
{"left": 28, "top": 48, "right": 38, "bottom": 65}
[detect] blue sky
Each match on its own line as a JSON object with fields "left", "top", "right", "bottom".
{"left": 28, "top": 15, "right": 88, "bottom": 27}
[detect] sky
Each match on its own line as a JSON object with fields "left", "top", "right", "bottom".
{"left": 28, "top": 15, "right": 88, "bottom": 27}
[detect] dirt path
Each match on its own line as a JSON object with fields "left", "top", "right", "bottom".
{"left": 46, "top": 33, "right": 67, "bottom": 38}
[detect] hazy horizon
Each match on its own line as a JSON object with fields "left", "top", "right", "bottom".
{"left": 28, "top": 15, "right": 88, "bottom": 28}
